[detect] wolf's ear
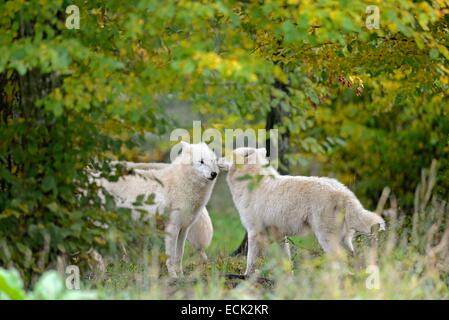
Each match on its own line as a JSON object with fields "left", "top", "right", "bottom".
{"left": 218, "top": 157, "right": 231, "bottom": 171}
{"left": 233, "top": 148, "right": 255, "bottom": 157}
{"left": 180, "top": 141, "right": 191, "bottom": 153}
{"left": 245, "top": 148, "right": 256, "bottom": 157}
{"left": 257, "top": 147, "right": 267, "bottom": 158}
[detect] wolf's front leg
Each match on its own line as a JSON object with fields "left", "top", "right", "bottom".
{"left": 165, "top": 223, "right": 180, "bottom": 278}
{"left": 244, "top": 231, "right": 261, "bottom": 276}
{"left": 174, "top": 227, "right": 188, "bottom": 277}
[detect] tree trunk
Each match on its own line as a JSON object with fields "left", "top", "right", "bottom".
{"left": 230, "top": 79, "right": 290, "bottom": 256}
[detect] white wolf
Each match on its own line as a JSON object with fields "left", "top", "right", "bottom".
{"left": 114, "top": 161, "right": 213, "bottom": 262}
{"left": 96, "top": 142, "right": 219, "bottom": 277}
{"left": 221, "top": 147, "right": 385, "bottom": 275}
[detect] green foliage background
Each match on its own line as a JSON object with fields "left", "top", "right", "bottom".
{"left": 0, "top": 0, "right": 448, "bottom": 284}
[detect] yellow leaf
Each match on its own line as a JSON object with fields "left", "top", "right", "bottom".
{"left": 437, "top": 45, "right": 449, "bottom": 60}
{"left": 273, "top": 65, "right": 288, "bottom": 84}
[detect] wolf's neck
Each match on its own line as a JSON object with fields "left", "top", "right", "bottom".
{"left": 161, "top": 163, "right": 213, "bottom": 198}
{"left": 229, "top": 164, "right": 278, "bottom": 183}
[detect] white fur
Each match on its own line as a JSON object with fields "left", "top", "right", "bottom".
{"left": 95, "top": 142, "right": 218, "bottom": 277}
{"left": 222, "top": 147, "right": 386, "bottom": 275}
{"left": 110, "top": 161, "right": 214, "bottom": 262}
{"left": 187, "top": 206, "right": 213, "bottom": 262}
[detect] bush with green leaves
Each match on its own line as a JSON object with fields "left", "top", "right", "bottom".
{"left": 0, "top": 268, "right": 97, "bottom": 300}
{"left": 1, "top": 0, "right": 448, "bottom": 288}
{"left": 0, "top": 1, "right": 171, "bottom": 283}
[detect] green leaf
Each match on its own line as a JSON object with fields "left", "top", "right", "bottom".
{"left": 0, "top": 268, "right": 27, "bottom": 300}
{"left": 429, "top": 48, "right": 439, "bottom": 60}
{"left": 305, "top": 88, "right": 320, "bottom": 105}
{"left": 60, "top": 290, "right": 98, "bottom": 300}
{"left": 31, "top": 271, "right": 65, "bottom": 300}
{"left": 41, "top": 176, "right": 56, "bottom": 192}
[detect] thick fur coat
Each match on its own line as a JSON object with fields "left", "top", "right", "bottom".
{"left": 222, "top": 147, "right": 385, "bottom": 275}
{"left": 110, "top": 161, "right": 213, "bottom": 262}
{"left": 96, "top": 142, "right": 219, "bottom": 277}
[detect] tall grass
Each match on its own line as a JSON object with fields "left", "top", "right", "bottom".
{"left": 93, "top": 160, "right": 448, "bottom": 299}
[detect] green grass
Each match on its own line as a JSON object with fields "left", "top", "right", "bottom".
{"left": 2, "top": 164, "right": 447, "bottom": 300}
{"left": 204, "top": 211, "right": 246, "bottom": 257}
{"left": 90, "top": 166, "right": 449, "bottom": 299}
{"left": 95, "top": 206, "right": 448, "bottom": 299}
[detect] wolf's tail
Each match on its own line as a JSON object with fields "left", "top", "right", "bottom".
{"left": 187, "top": 207, "right": 213, "bottom": 250}
{"left": 351, "top": 209, "right": 385, "bottom": 234}
{"left": 345, "top": 198, "right": 386, "bottom": 234}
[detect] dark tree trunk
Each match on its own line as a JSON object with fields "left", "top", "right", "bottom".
{"left": 0, "top": 16, "right": 60, "bottom": 215}
{"left": 266, "top": 79, "right": 291, "bottom": 175}
{"left": 230, "top": 79, "right": 291, "bottom": 256}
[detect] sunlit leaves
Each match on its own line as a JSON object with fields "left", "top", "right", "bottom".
{"left": 1, "top": 0, "right": 449, "bottom": 283}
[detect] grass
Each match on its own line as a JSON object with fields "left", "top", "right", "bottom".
{"left": 204, "top": 210, "right": 246, "bottom": 257}
{"left": 91, "top": 162, "right": 449, "bottom": 299}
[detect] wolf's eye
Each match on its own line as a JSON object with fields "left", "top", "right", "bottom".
{"left": 200, "top": 159, "right": 204, "bottom": 164}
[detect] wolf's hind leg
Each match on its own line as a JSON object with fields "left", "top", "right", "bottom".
{"left": 174, "top": 227, "right": 188, "bottom": 277}
{"left": 165, "top": 223, "right": 179, "bottom": 278}
{"left": 245, "top": 231, "right": 262, "bottom": 276}
{"left": 282, "top": 237, "right": 291, "bottom": 260}
{"left": 279, "top": 237, "right": 293, "bottom": 274}
{"left": 198, "top": 249, "right": 208, "bottom": 262}
{"left": 342, "top": 229, "right": 355, "bottom": 255}
{"left": 312, "top": 227, "right": 335, "bottom": 253}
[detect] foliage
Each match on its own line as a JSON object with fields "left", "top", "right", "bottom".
{"left": 0, "top": 0, "right": 448, "bottom": 289}
{"left": 316, "top": 91, "right": 449, "bottom": 207}
{"left": 0, "top": 268, "right": 97, "bottom": 300}
{"left": 95, "top": 162, "right": 449, "bottom": 299}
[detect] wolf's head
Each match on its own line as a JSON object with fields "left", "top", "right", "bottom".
{"left": 234, "top": 147, "right": 268, "bottom": 166}
{"left": 218, "top": 147, "right": 270, "bottom": 173}
{"left": 174, "top": 141, "right": 219, "bottom": 181}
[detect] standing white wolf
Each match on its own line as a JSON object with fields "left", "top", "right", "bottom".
{"left": 112, "top": 161, "right": 213, "bottom": 262}
{"left": 221, "top": 147, "right": 385, "bottom": 275}
{"left": 96, "top": 142, "right": 219, "bottom": 277}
